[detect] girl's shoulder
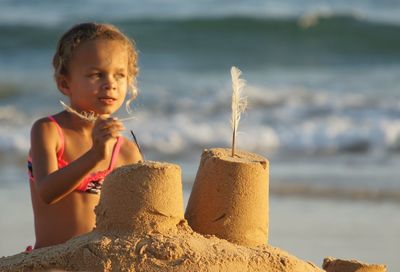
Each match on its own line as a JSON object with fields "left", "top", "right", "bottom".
{"left": 30, "top": 115, "right": 63, "bottom": 150}
{"left": 31, "top": 116, "right": 58, "bottom": 134}
{"left": 118, "top": 136, "right": 143, "bottom": 165}
{"left": 31, "top": 112, "right": 64, "bottom": 131}
{"left": 31, "top": 112, "right": 67, "bottom": 132}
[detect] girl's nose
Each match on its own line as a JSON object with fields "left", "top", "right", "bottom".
{"left": 102, "top": 75, "right": 117, "bottom": 90}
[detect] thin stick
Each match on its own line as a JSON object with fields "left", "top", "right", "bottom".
{"left": 130, "top": 130, "right": 145, "bottom": 160}
{"left": 232, "top": 124, "right": 236, "bottom": 157}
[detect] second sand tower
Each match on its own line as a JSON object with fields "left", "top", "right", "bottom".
{"left": 185, "top": 148, "right": 269, "bottom": 247}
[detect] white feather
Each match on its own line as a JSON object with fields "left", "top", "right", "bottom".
{"left": 60, "top": 100, "right": 97, "bottom": 122}
{"left": 230, "top": 66, "right": 247, "bottom": 156}
{"left": 60, "top": 100, "right": 136, "bottom": 122}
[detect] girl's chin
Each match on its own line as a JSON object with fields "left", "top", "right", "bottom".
{"left": 95, "top": 105, "right": 120, "bottom": 115}
{"left": 96, "top": 110, "right": 116, "bottom": 116}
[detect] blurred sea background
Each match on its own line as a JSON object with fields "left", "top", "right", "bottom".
{"left": 0, "top": 0, "right": 399, "bottom": 269}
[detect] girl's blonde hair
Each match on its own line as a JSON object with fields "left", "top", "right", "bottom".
{"left": 53, "top": 22, "right": 139, "bottom": 113}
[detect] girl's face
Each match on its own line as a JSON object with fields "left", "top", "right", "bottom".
{"left": 61, "top": 38, "right": 129, "bottom": 115}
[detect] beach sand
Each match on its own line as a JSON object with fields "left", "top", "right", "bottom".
{"left": 0, "top": 161, "right": 323, "bottom": 272}
{"left": 0, "top": 223, "right": 324, "bottom": 271}
{"left": 323, "top": 257, "right": 387, "bottom": 272}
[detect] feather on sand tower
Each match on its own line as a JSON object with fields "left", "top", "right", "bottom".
{"left": 185, "top": 66, "right": 270, "bottom": 247}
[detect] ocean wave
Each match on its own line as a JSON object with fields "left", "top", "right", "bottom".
{"left": 1, "top": 83, "right": 400, "bottom": 157}
{"left": 1, "top": 0, "right": 400, "bottom": 26}
{"left": 0, "top": 105, "right": 30, "bottom": 125}
{"left": 126, "top": 111, "right": 400, "bottom": 157}
{"left": 0, "top": 83, "right": 23, "bottom": 99}
{"left": 0, "top": 106, "right": 32, "bottom": 155}
{"left": 1, "top": 15, "right": 400, "bottom": 64}
{"left": 0, "top": 127, "right": 30, "bottom": 155}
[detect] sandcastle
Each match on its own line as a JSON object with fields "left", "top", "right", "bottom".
{"left": 0, "top": 161, "right": 324, "bottom": 272}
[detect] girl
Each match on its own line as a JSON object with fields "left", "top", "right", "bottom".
{"left": 28, "top": 23, "right": 143, "bottom": 249}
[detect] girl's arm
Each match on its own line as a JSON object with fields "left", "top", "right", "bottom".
{"left": 30, "top": 117, "right": 123, "bottom": 204}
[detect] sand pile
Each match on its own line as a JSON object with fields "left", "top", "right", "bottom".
{"left": 0, "top": 161, "right": 323, "bottom": 272}
{"left": 0, "top": 224, "right": 323, "bottom": 272}
{"left": 186, "top": 148, "right": 269, "bottom": 246}
{"left": 323, "top": 257, "right": 387, "bottom": 272}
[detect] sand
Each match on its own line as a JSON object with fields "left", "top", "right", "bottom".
{"left": 323, "top": 257, "right": 387, "bottom": 272}
{"left": 186, "top": 148, "right": 269, "bottom": 247}
{"left": 0, "top": 224, "right": 323, "bottom": 272}
{"left": 0, "top": 161, "right": 323, "bottom": 272}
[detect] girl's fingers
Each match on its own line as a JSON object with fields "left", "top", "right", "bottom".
{"left": 102, "top": 125, "right": 125, "bottom": 134}
{"left": 95, "top": 120, "right": 125, "bottom": 132}
{"left": 96, "top": 129, "right": 122, "bottom": 140}
{"left": 92, "top": 117, "right": 124, "bottom": 148}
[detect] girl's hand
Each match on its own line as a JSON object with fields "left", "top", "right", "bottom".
{"left": 91, "top": 115, "right": 124, "bottom": 160}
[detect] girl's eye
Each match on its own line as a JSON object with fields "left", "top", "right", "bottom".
{"left": 115, "top": 73, "right": 125, "bottom": 79}
{"left": 89, "top": 73, "right": 101, "bottom": 78}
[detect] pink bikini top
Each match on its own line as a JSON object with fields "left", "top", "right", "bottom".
{"left": 28, "top": 116, "right": 123, "bottom": 194}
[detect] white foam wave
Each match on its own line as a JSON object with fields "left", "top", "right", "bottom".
{"left": 0, "top": 106, "right": 31, "bottom": 154}
{"left": 0, "top": 126, "right": 30, "bottom": 155}
{"left": 1, "top": 83, "right": 400, "bottom": 157}
{"left": 0, "top": 105, "right": 28, "bottom": 125}
{"left": 125, "top": 109, "right": 400, "bottom": 157}
{"left": 134, "top": 81, "right": 400, "bottom": 155}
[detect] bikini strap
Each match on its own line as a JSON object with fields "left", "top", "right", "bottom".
{"left": 108, "top": 136, "right": 124, "bottom": 171}
{"left": 47, "top": 115, "right": 65, "bottom": 160}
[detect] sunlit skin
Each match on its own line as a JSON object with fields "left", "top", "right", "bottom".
{"left": 29, "top": 39, "right": 142, "bottom": 249}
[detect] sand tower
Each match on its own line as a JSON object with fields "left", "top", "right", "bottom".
{"left": 185, "top": 148, "right": 269, "bottom": 247}
{"left": 95, "top": 161, "right": 184, "bottom": 236}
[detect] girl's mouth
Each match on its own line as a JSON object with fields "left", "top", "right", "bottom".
{"left": 99, "top": 97, "right": 117, "bottom": 105}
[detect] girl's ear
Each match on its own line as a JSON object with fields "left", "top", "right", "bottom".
{"left": 56, "top": 75, "right": 71, "bottom": 96}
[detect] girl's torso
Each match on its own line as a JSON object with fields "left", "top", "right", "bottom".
{"left": 29, "top": 113, "right": 126, "bottom": 248}
{"left": 30, "top": 183, "right": 99, "bottom": 248}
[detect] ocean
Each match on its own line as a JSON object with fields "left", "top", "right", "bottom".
{"left": 0, "top": 0, "right": 399, "bottom": 269}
